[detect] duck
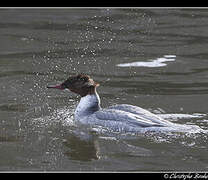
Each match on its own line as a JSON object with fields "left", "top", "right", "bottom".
{"left": 47, "top": 73, "right": 197, "bottom": 133}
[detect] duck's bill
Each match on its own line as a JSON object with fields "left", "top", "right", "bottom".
{"left": 47, "top": 84, "right": 65, "bottom": 90}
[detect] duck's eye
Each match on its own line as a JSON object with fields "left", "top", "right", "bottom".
{"left": 80, "top": 77, "right": 88, "bottom": 81}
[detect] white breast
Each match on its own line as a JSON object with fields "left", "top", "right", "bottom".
{"left": 74, "top": 93, "right": 101, "bottom": 122}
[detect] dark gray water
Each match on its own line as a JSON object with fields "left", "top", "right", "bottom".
{"left": 1, "top": 8, "right": 208, "bottom": 171}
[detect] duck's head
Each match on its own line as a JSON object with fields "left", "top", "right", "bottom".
{"left": 47, "top": 73, "right": 99, "bottom": 97}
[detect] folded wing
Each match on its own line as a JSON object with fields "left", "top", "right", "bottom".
{"left": 95, "top": 108, "right": 166, "bottom": 128}
{"left": 106, "top": 104, "right": 173, "bottom": 126}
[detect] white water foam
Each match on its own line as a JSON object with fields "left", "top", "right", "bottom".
{"left": 158, "top": 113, "right": 207, "bottom": 121}
{"left": 116, "top": 55, "right": 176, "bottom": 68}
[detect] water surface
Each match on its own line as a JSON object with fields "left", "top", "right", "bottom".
{"left": 0, "top": 8, "right": 208, "bottom": 171}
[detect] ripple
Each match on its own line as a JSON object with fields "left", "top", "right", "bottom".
{"left": 0, "top": 136, "right": 20, "bottom": 142}
{"left": 0, "top": 103, "right": 27, "bottom": 112}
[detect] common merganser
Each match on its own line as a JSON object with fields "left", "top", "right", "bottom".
{"left": 47, "top": 74, "right": 199, "bottom": 133}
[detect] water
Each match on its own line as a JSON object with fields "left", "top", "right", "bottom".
{"left": 1, "top": 8, "right": 208, "bottom": 171}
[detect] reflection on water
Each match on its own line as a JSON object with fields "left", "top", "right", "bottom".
{"left": 63, "top": 133, "right": 99, "bottom": 162}
{"left": 117, "top": 55, "right": 176, "bottom": 67}
{"left": 1, "top": 8, "right": 208, "bottom": 171}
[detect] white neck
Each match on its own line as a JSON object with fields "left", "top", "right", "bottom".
{"left": 74, "top": 91, "right": 101, "bottom": 121}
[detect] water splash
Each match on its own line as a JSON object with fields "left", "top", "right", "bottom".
{"left": 31, "top": 106, "right": 75, "bottom": 128}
